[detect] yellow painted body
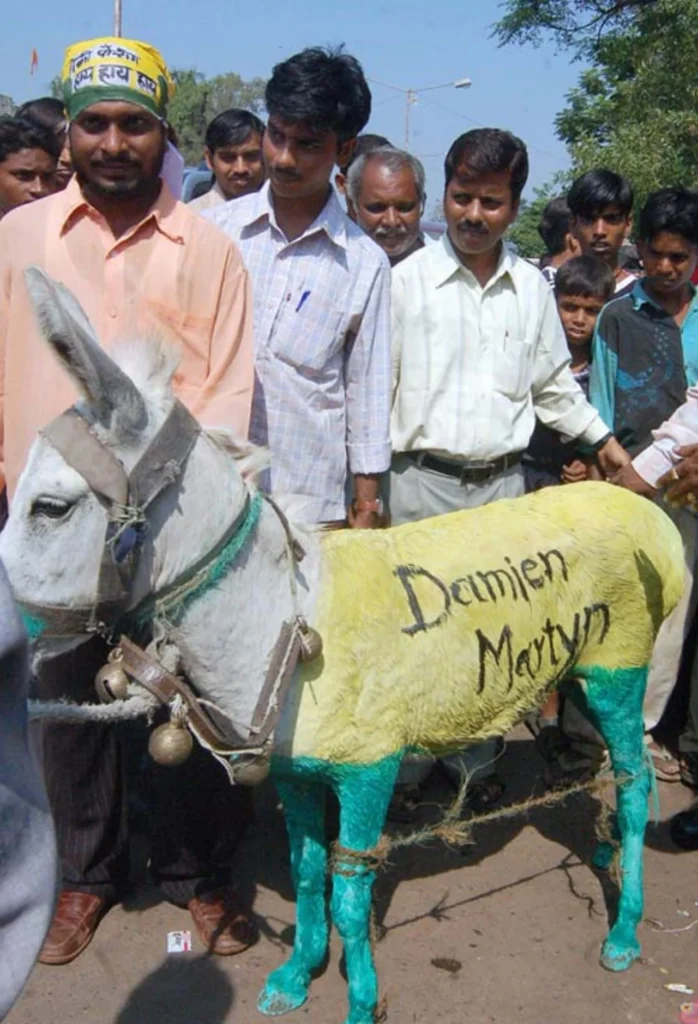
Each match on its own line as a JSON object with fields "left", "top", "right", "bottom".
{"left": 276, "top": 484, "right": 684, "bottom": 765}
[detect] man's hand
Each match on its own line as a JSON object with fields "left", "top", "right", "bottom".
{"left": 658, "top": 443, "right": 698, "bottom": 505}
{"left": 610, "top": 463, "right": 658, "bottom": 498}
{"left": 347, "top": 505, "right": 379, "bottom": 529}
{"left": 561, "top": 459, "right": 588, "bottom": 484}
{"left": 596, "top": 436, "right": 631, "bottom": 476}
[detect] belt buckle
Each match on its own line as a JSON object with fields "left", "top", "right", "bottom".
{"left": 460, "top": 462, "right": 495, "bottom": 484}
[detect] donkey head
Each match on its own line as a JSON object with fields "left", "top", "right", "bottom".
{"left": 0, "top": 268, "right": 184, "bottom": 644}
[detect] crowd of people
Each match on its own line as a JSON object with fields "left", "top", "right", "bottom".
{"left": 1, "top": 30, "right": 698, "bottom": 1008}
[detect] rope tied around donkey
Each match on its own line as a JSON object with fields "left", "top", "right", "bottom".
{"left": 331, "top": 770, "right": 631, "bottom": 879}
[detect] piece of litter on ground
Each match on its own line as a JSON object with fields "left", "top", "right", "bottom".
{"left": 167, "top": 930, "right": 192, "bottom": 954}
{"left": 430, "top": 957, "right": 462, "bottom": 974}
{"left": 660, "top": 968, "right": 670, "bottom": 975}
{"left": 678, "top": 910, "right": 691, "bottom": 917}
{"left": 665, "top": 983, "right": 694, "bottom": 995}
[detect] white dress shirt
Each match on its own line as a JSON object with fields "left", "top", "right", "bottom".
{"left": 391, "top": 234, "right": 609, "bottom": 460}
{"left": 205, "top": 183, "right": 392, "bottom": 522}
{"left": 633, "top": 385, "right": 698, "bottom": 487}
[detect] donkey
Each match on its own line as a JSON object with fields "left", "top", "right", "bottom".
{"left": 1, "top": 270, "right": 685, "bottom": 1024}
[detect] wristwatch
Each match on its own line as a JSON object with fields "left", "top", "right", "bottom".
{"left": 352, "top": 498, "right": 383, "bottom": 515}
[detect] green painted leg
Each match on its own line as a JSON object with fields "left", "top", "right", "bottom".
{"left": 582, "top": 666, "right": 650, "bottom": 972}
{"left": 258, "top": 778, "right": 328, "bottom": 1016}
{"left": 331, "top": 756, "right": 400, "bottom": 1024}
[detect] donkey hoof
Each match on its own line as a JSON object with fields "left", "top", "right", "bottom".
{"left": 257, "top": 968, "right": 309, "bottom": 1016}
{"left": 600, "top": 937, "right": 640, "bottom": 972}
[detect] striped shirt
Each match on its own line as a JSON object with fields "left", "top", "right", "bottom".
{"left": 206, "top": 183, "right": 392, "bottom": 523}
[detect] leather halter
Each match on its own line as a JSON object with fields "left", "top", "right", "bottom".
{"left": 20, "top": 400, "right": 201, "bottom": 639}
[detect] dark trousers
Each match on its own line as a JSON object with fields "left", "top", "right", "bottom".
{"left": 37, "top": 637, "right": 253, "bottom": 906}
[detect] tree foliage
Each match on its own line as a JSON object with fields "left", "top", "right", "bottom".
{"left": 169, "top": 70, "right": 266, "bottom": 164}
{"left": 493, "top": 0, "right": 661, "bottom": 59}
{"left": 507, "top": 184, "right": 566, "bottom": 258}
{"left": 495, "top": 0, "right": 698, "bottom": 212}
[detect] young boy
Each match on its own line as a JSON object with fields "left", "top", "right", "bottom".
{"left": 590, "top": 186, "right": 698, "bottom": 779}
{"left": 538, "top": 196, "right": 580, "bottom": 287}
{"left": 188, "top": 108, "right": 265, "bottom": 211}
{"left": 0, "top": 117, "right": 59, "bottom": 220}
{"left": 568, "top": 168, "right": 636, "bottom": 296}
{"left": 524, "top": 255, "right": 615, "bottom": 491}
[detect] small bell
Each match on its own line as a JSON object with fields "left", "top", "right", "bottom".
{"left": 95, "top": 653, "right": 130, "bottom": 703}
{"left": 148, "top": 720, "right": 193, "bottom": 766}
{"left": 298, "top": 622, "right": 323, "bottom": 663}
{"left": 231, "top": 753, "right": 271, "bottom": 786}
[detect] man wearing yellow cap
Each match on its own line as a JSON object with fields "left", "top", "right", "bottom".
{"left": 0, "top": 38, "right": 257, "bottom": 964}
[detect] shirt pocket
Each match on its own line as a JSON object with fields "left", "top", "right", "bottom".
{"left": 140, "top": 298, "right": 215, "bottom": 388}
{"left": 269, "top": 291, "right": 348, "bottom": 378}
{"left": 496, "top": 334, "right": 534, "bottom": 399}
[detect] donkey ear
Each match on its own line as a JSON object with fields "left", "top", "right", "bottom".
{"left": 24, "top": 266, "right": 147, "bottom": 438}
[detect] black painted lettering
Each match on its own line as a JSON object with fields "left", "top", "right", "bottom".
{"left": 541, "top": 617, "right": 559, "bottom": 666}
{"left": 467, "top": 574, "right": 486, "bottom": 603}
{"left": 538, "top": 548, "right": 569, "bottom": 583}
{"left": 394, "top": 564, "right": 452, "bottom": 637}
{"left": 515, "top": 644, "right": 536, "bottom": 683}
{"left": 451, "top": 577, "right": 473, "bottom": 607}
{"left": 504, "top": 556, "right": 530, "bottom": 603}
{"left": 520, "top": 557, "right": 544, "bottom": 591}
{"left": 476, "top": 625, "right": 513, "bottom": 693}
{"left": 531, "top": 635, "right": 546, "bottom": 674}
{"left": 556, "top": 611, "right": 582, "bottom": 672}
{"left": 583, "top": 602, "right": 611, "bottom": 645}
{"left": 475, "top": 568, "right": 518, "bottom": 604}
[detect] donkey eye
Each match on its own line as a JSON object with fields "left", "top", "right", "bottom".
{"left": 31, "top": 496, "right": 73, "bottom": 520}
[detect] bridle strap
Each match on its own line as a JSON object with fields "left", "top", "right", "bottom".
{"left": 41, "top": 410, "right": 128, "bottom": 507}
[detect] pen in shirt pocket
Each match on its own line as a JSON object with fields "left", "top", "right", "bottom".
{"left": 295, "top": 290, "right": 311, "bottom": 312}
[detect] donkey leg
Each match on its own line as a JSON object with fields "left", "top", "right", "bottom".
{"left": 258, "top": 778, "right": 328, "bottom": 1016}
{"left": 331, "top": 755, "right": 400, "bottom": 1024}
{"left": 582, "top": 665, "right": 650, "bottom": 972}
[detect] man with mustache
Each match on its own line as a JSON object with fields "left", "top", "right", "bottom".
{"left": 189, "top": 108, "right": 265, "bottom": 212}
{"left": 346, "top": 147, "right": 428, "bottom": 266}
{"left": 388, "top": 129, "right": 628, "bottom": 816}
{"left": 0, "top": 37, "right": 256, "bottom": 965}
{"left": 207, "top": 47, "right": 391, "bottom": 529}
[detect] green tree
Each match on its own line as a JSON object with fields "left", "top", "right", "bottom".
{"left": 507, "top": 183, "right": 566, "bottom": 258}
{"left": 495, "top": 0, "right": 698, "bottom": 210}
{"left": 169, "top": 69, "right": 266, "bottom": 164}
{"left": 493, "top": 0, "right": 662, "bottom": 59}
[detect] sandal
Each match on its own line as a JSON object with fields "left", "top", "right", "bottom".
{"left": 645, "top": 736, "right": 681, "bottom": 783}
{"left": 679, "top": 751, "right": 698, "bottom": 789}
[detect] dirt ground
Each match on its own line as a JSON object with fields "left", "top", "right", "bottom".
{"left": 9, "top": 729, "right": 698, "bottom": 1024}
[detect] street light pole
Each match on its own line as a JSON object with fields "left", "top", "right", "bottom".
{"left": 114, "top": 0, "right": 122, "bottom": 36}
{"left": 370, "top": 76, "right": 472, "bottom": 148}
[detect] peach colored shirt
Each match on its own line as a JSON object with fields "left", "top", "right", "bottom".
{"left": 0, "top": 178, "right": 254, "bottom": 498}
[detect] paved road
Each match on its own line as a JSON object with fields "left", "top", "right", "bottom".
{"left": 9, "top": 732, "right": 698, "bottom": 1024}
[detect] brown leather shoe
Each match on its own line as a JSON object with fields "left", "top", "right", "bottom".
{"left": 39, "top": 891, "right": 107, "bottom": 966}
{"left": 188, "top": 887, "right": 257, "bottom": 956}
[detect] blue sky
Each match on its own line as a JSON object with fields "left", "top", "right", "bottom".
{"left": 1, "top": 0, "right": 584, "bottom": 203}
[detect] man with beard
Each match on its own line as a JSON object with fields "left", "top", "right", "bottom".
{"left": 206, "top": 47, "right": 391, "bottom": 529}
{"left": 0, "top": 37, "right": 256, "bottom": 965}
{"left": 388, "top": 128, "right": 628, "bottom": 815}
{"left": 346, "top": 147, "right": 428, "bottom": 266}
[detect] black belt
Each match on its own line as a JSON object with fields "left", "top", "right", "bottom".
{"left": 406, "top": 450, "right": 523, "bottom": 483}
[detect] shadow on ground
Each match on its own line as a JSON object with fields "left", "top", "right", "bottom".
{"left": 113, "top": 954, "right": 234, "bottom": 1024}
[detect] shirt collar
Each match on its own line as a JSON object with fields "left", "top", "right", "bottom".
{"left": 58, "top": 177, "right": 186, "bottom": 244}
{"left": 431, "top": 232, "right": 517, "bottom": 289}
{"left": 240, "top": 181, "right": 349, "bottom": 250}
{"left": 631, "top": 278, "right": 697, "bottom": 313}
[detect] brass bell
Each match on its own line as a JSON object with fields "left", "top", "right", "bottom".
{"left": 231, "top": 753, "right": 271, "bottom": 786}
{"left": 298, "top": 624, "right": 323, "bottom": 663}
{"left": 95, "top": 657, "right": 130, "bottom": 703}
{"left": 148, "top": 720, "right": 193, "bottom": 766}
